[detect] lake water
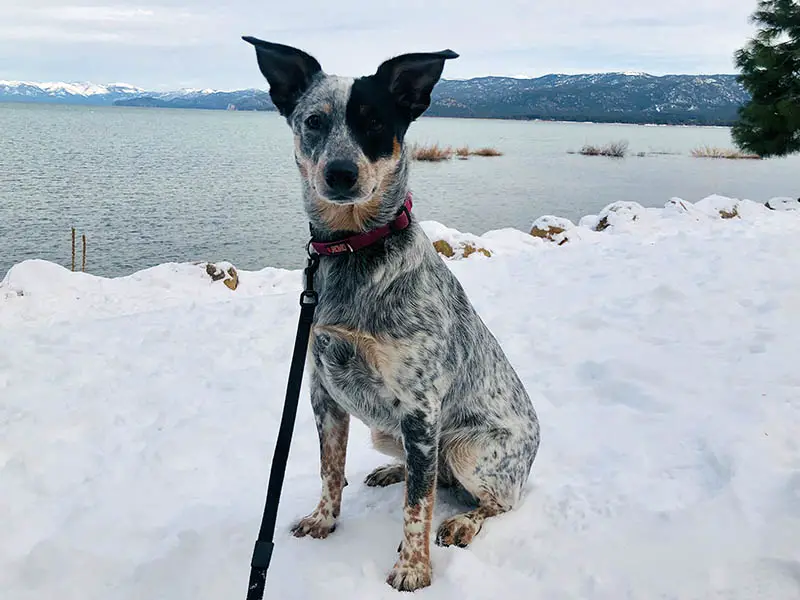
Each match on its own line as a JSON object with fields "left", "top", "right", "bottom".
{"left": 2, "top": 102, "right": 798, "bottom": 278}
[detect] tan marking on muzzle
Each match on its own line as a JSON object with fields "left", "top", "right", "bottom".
{"left": 315, "top": 151, "right": 401, "bottom": 232}
{"left": 307, "top": 140, "right": 402, "bottom": 232}
{"left": 294, "top": 135, "right": 312, "bottom": 177}
{"left": 316, "top": 196, "right": 382, "bottom": 232}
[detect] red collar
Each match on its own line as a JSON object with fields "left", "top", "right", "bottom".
{"left": 309, "top": 192, "right": 413, "bottom": 256}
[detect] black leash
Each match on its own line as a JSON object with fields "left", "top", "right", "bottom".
{"left": 246, "top": 252, "right": 319, "bottom": 600}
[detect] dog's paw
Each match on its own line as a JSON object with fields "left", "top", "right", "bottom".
{"left": 365, "top": 464, "right": 406, "bottom": 488}
{"left": 291, "top": 512, "right": 336, "bottom": 539}
{"left": 435, "top": 513, "right": 482, "bottom": 548}
{"left": 386, "top": 558, "right": 432, "bottom": 592}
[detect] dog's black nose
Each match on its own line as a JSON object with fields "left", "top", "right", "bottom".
{"left": 324, "top": 160, "right": 359, "bottom": 194}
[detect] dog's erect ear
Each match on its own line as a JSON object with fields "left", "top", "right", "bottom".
{"left": 373, "top": 50, "right": 458, "bottom": 122}
{"left": 242, "top": 36, "right": 322, "bottom": 117}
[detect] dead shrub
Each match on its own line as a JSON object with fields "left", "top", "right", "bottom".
{"left": 411, "top": 143, "right": 453, "bottom": 162}
{"left": 691, "top": 146, "right": 761, "bottom": 160}
{"left": 578, "top": 140, "right": 629, "bottom": 157}
{"left": 472, "top": 147, "right": 503, "bottom": 157}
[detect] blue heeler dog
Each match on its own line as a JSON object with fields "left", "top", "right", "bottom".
{"left": 243, "top": 37, "right": 540, "bottom": 592}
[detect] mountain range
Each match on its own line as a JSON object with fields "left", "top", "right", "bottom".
{"left": 0, "top": 74, "right": 749, "bottom": 125}
{"left": 0, "top": 80, "right": 146, "bottom": 105}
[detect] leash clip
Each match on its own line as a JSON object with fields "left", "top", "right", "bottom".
{"left": 300, "top": 290, "right": 318, "bottom": 306}
{"left": 300, "top": 250, "right": 320, "bottom": 307}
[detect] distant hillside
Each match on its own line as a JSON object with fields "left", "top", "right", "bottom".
{"left": 428, "top": 73, "right": 748, "bottom": 125}
{"left": 113, "top": 88, "right": 272, "bottom": 111}
{"left": 0, "top": 73, "right": 749, "bottom": 125}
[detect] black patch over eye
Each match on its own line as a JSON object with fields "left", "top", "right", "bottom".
{"left": 368, "top": 117, "right": 384, "bottom": 134}
{"left": 346, "top": 77, "right": 404, "bottom": 161}
{"left": 305, "top": 114, "right": 323, "bottom": 130}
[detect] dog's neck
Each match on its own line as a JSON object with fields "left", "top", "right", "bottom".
{"left": 305, "top": 187, "right": 411, "bottom": 245}
{"left": 310, "top": 192, "right": 413, "bottom": 256}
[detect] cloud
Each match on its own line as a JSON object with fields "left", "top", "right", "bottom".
{"left": 0, "top": 0, "right": 760, "bottom": 89}
{"left": 41, "top": 6, "right": 157, "bottom": 21}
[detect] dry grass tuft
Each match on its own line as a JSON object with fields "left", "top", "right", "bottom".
{"left": 719, "top": 207, "right": 740, "bottom": 219}
{"left": 411, "top": 143, "right": 503, "bottom": 161}
{"left": 691, "top": 146, "right": 762, "bottom": 160}
{"left": 472, "top": 147, "right": 503, "bottom": 157}
{"left": 579, "top": 140, "right": 629, "bottom": 158}
{"left": 411, "top": 143, "right": 453, "bottom": 162}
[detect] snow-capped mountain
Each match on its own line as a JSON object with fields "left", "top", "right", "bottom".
{"left": 0, "top": 80, "right": 145, "bottom": 105}
{"left": 0, "top": 74, "right": 750, "bottom": 125}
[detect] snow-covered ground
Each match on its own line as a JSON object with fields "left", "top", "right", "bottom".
{"left": 1, "top": 196, "right": 799, "bottom": 600}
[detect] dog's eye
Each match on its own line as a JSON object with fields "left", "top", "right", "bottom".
{"left": 305, "top": 114, "right": 323, "bottom": 130}
{"left": 367, "top": 118, "right": 384, "bottom": 133}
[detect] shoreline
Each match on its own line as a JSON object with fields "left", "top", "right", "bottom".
{"left": 0, "top": 100, "right": 735, "bottom": 128}
{"left": 3, "top": 195, "right": 796, "bottom": 285}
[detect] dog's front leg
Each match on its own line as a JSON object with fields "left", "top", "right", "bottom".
{"left": 291, "top": 374, "right": 349, "bottom": 539}
{"left": 387, "top": 408, "right": 439, "bottom": 591}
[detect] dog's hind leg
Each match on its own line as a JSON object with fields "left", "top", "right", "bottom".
{"left": 365, "top": 464, "right": 406, "bottom": 487}
{"left": 435, "top": 495, "right": 507, "bottom": 548}
{"left": 371, "top": 428, "right": 404, "bottom": 458}
{"left": 365, "top": 429, "right": 406, "bottom": 487}
{"left": 434, "top": 432, "right": 532, "bottom": 548}
{"left": 291, "top": 374, "right": 350, "bottom": 539}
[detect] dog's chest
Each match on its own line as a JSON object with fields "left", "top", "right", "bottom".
{"left": 310, "top": 270, "right": 404, "bottom": 429}
{"left": 311, "top": 322, "right": 402, "bottom": 430}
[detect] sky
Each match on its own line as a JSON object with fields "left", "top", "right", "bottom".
{"left": 0, "top": 0, "right": 761, "bottom": 90}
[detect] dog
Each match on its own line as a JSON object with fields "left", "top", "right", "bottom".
{"left": 243, "top": 37, "right": 540, "bottom": 592}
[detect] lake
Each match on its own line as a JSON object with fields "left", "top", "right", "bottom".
{"left": 1, "top": 102, "right": 798, "bottom": 278}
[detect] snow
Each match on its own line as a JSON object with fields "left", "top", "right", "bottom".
{"left": 108, "top": 82, "right": 141, "bottom": 91}
{"left": 530, "top": 215, "right": 575, "bottom": 232}
{"left": 766, "top": 196, "right": 800, "bottom": 212}
{"left": 153, "top": 88, "right": 221, "bottom": 100}
{"left": 2, "top": 195, "right": 800, "bottom": 599}
{"left": 420, "top": 220, "right": 540, "bottom": 258}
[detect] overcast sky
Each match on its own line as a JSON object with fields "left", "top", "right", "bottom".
{"left": 0, "top": 0, "right": 760, "bottom": 90}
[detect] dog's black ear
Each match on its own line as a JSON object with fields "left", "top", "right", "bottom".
{"left": 373, "top": 50, "right": 458, "bottom": 122}
{"left": 242, "top": 36, "right": 322, "bottom": 117}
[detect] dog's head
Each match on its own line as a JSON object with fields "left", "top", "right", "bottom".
{"left": 243, "top": 37, "right": 457, "bottom": 234}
